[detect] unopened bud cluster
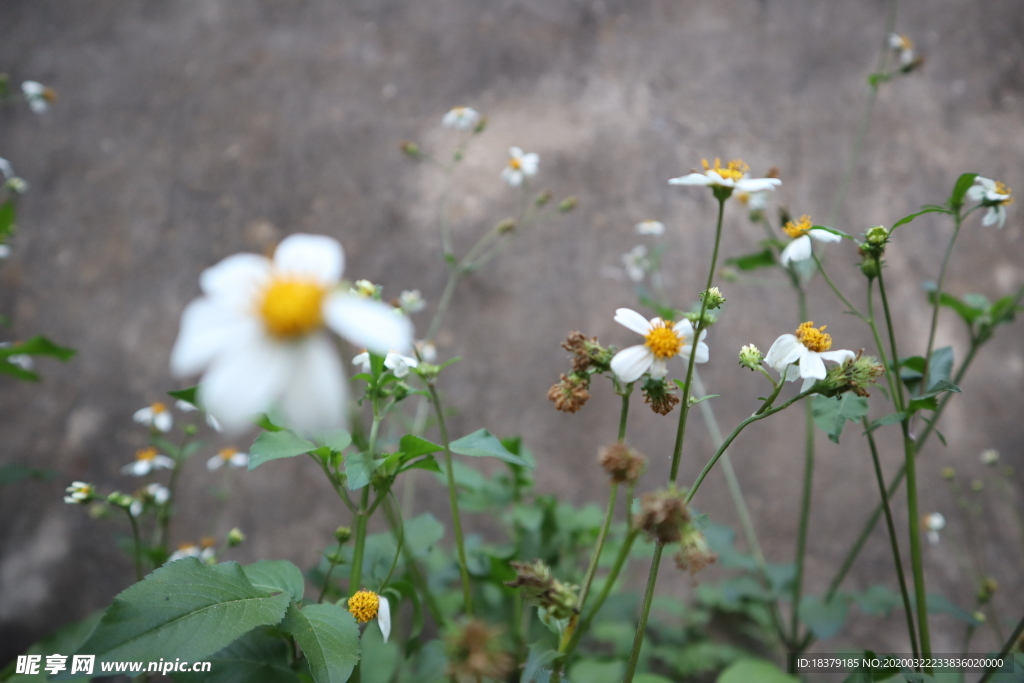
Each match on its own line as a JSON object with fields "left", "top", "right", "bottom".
{"left": 858, "top": 226, "right": 890, "bottom": 279}
{"left": 505, "top": 560, "right": 578, "bottom": 621}
{"left": 700, "top": 287, "right": 726, "bottom": 310}
{"left": 738, "top": 344, "right": 763, "bottom": 370}
{"left": 817, "top": 352, "right": 885, "bottom": 397}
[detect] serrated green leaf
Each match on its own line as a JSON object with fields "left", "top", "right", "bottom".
{"left": 949, "top": 172, "right": 978, "bottom": 209}
{"left": 799, "top": 595, "right": 849, "bottom": 640}
{"left": 242, "top": 560, "right": 305, "bottom": 602}
{"left": 174, "top": 626, "right": 302, "bottom": 683}
{"left": 167, "top": 386, "right": 198, "bottom": 406}
{"left": 450, "top": 429, "right": 531, "bottom": 467}
{"left": 726, "top": 249, "right": 776, "bottom": 271}
{"left": 64, "top": 559, "right": 290, "bottom": 674}
{"left": 812, "top": 394, "right": 869, "bottom": 443}
{"left": 925, "top": 288, "right": 983, "bottom": 324}
{"left": 248, "top": 430, "right": 317, "bottom": 470}
{"left": 717, "top": 659, "right": 800, "bottom": 683}
{"left": 345, "top": 450, "right": 382, "bottom": 490}
{"left": 281, "top": 603, "right": 360, "bottom": 683}
{"left": 398, "top": 434, "right": 443, "bottom": 459}
{"left": 521, "top": 643, "right": 559, "bottom": 683}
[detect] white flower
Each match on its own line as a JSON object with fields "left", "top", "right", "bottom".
{"left": 133, "top": 402, "right": 173, "bottom": 433}
{"left": 669, "top": 158, "right": 782, "bottom": 193}
{"left": 206, "top": 447, "right": 249, "bottom": 470}
{"left": 922, "top": 512, "right": 945, "bottom": 545}
{"left": 351, "top": 279, "right": 377, "bottom": 297}
{"left": 442, "top": 106, "right": 481, "bottom": 131}
{"left": 0, "top": 157, "right": 13, "bottom": 179}
{"left": 635, "top": 220, "right": 665, "bottom": 236}
{"left": 352, "top": 350, "right": 418, "bottom": 378}
{"left": 967, "top": 177, "right": 1013, "bottom": 228}
{"left": 170, "top": 234, "right": 414, "bottom": 434}
{"left": 5, "top": 177, "right": 27, "bottom": 194}
{"left": 764, "top": 321, "right": 855, "bottom": 392}
{"left": 129, "top": 483, "right": 170, "bottom": 516}
{"left": 121, "top": 447, "right": 176, "bottom": 476}
{"left": 888, "top": 33, "right": 915, "bottom": 67}
{"left": 21, "top": 81, "right": 54, "bottom": 114}
{"left": 398, "top": 289, "right": 425, "bottom": 314}
{"left": 414, "top": 339, "right": 437, "bottom": 363}
{"left": 64, "top": 481, "right": 95, "bottom": 505}
{"left": 979, "top": 449, "right": 999, "bottom": 466}
{"left": 621, "top": 245, "right": 650, "bottom": 283}
{"left": 168, "top": 540, "right": 217, "bottom": 563}
{"left": 501, "top": 147, "right": 539, "bottom": 187}
{"left": 779, "top": 215, "right": 842, "bottom": 266}
{"left": 347, "top": 590, "right": 391, "bottom": 643}
{"left": 737, "top": 188, "right": 771, "bottom": 212}
{"left": 609, "top": 308, "right": 709, "bottom": 383}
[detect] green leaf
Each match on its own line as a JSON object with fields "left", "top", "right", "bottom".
{"left": 690, "top": 394, "right": 720, "bottom": 406}
{"left": 923, "top": 593, "right": 982, "bottom": 625}
{"left": 799, "top": 595, "right": 849, "bottom": 640}
{"left": 726, "top": 249, "right": 776, "bottom": 271}
{"left": 7, "top": 611, "right": 104, "bottom": 682}
{"left": 281, "top": 603, "right": 360, "bottom": 683}
{"left": 812, "top": 394, "right": 869, "bottom": 443}
{"left": 404, "top": 513, "right": 445, "bottom": 559}
{"left": 867, "top": 412, "right": 908, "bottom": 432}
{"left": 891, "top": 206, "right": 954, "bottom": 232}
{"left": 949, "top": 172, "right": 978, "bottom": 209}
{"left": 0, "top": 463, "right": 60, "bottom": 485}
{"left": 398, "top": 434, "right": 444, "bottom": 459}
{"left": 521, "top": 643, "right": 559, "bottom": 683}
{"left": 926, "top": 346, "right": 954, "bottom": 389}
{"left": 925, "top": 288, "right": 983, "bottom": 325}
{"left": 449, "top": 429, "right": 531, "bottom": 467}
{"left": 811, "top": 224, "right": 851, "bottom": 239}
{"left": 402, "top": 456, "right": 441, "bottom": 474}
{"left": 167, "top": 386, "right": 198, "bottom": 406}
{"left": 65, "top": 559, "right": 290, "bottom": 672}
{"left": 0, "top": 357, "right": 38, "bottom": 381}
{"left": 174, "top": 626, "right": 302, "bottom": 683}
{"left": 717, "top": 659, "right": 800, "bottom": 683}
{"left": 312, "top": 429, "right": 352, "bottom": 452}
{"left": 853, "top": 585, "right": 903, "bottom": 617}
{"left": 633, "top": 675, "right": 674, "bottom": 683}
{"left": 345, "top": 450, "right": 382, "bottom": 490}
{"left": 248, "top": 430, "right": 317, "bottom": 470}
{"left": 0, "top": 200, "right": 15, "bottom": 239}
{"left": 359, "top": 619, "right": 400, "bottom": 683}
{"left": 254, "top": 413, "right": 285, "bottom": 432}
{"left": 568, "top": 659, "right": 625, "bottom": 683}
{"left": 0, "top": 335, "right": 76, "bottom": 361}
{"left": 242, "top": 560, "right": 306, "bottom": 602}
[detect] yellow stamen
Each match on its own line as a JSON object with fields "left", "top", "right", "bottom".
{"left": 736, "top": 191, "right": 750, "bottom": 205}
{"left": 151, "top": 402, "right": 167, "bottom": 414}
{"left": 701, "top": 158, "right": 749, "bottom": 182}
{"left": 794, "top": 321, "right": 832, "bottom": 352}
{"left": 783, "top": 215, "right": 814, "bottom": 239}
{"left": 348, "top": 589, "right": 380, "bottom": 623}
{"left": 219, "top": 447, "right": 238, "bottom": 461}
{"left": 177, "top": 542, "right": 195, "bottom": 552}
{"left": 200, "top": 536, "right": 216, "bottom": 548}
{"left": 644, "top": 319, "right": 684, "bottom": 359}
{"left": 995, "top": 181, "right": 1014, "bottom": 205}
{"left": 258, "top": 277, "right": 327, "bottom": 338}
{"left": 136, "top": 447, "right": 157, "bottom": 462}
{"left": 896, "top": 35, "right": 913, "bottom": 50}
{"left": 509, "top": 157, "right": 522, "bottom": 170}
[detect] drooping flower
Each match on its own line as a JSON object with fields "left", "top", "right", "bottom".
{"left": 64, "top": 481, "right": 95, "bottom": 505}
{"left": 621, "top": 245, "right": 651, "bottom": 283}
{"left": 764, "top": 321, "right": 855, "bottom": 391}
{"left": 669, "top": 158, "right": 782, "bottom": 194}
{"left": 635, "top": 220, "right": 665, "bottom": 236}
{"left": 352, "top": 350, "right": 419, "bottom": 378}
{"left": 21, "top": 81, "right": 56, "bottom": 114}
{"left": 779, "top": 215, "right": 842, "bottom": 267}
{"left": 888, "top": 33, "right": 915, "bottom": 68}
{"left": 133, "top": 402, "right": 173, "bottom": 433}
{"left": 121, "top": 447, "right": 176, "bottom": 476}
{"left": 442, "top": 106, "right": 481, "bottom": 131}
{"left": 206, "top": 447, "right": 249, "bottom": 470}
{"left": 170, "top": 234, "right": 413, "bottom": 433}
{"left": 347, "top": 589, "right": 391, "bottom": 642}
{"left": 609, "top": 308, "right": 709, "bottom": 384}
{"left": 129, "top": 483, "right": 170, "bottom": 517}
{"left": 501, "top": 147, "right": 539, "bottom": 187}
{"left": 967, "top": 177, "right": 1013, "bottom": 228}
{"left": 922, "top": 512, "right": 945, "bottom": 545}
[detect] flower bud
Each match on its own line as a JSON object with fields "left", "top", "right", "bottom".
{"left": 978, "top": 577, "right": 998, "bottom": 603}
{"left": 535, "top": 190, "right": 552, "bottom": 207}
{"left": 738, "top": 344, "right": 763, "bottom": 371}
{"left": 227, "top": 528, "right": 245, "bottom": 547}
{"left": 352, "top": 279, "right": 378, "bottom": 297}
{"left": 970, "top": 479, "right": 984, "bottom": 492}
{"left": 684, "top": 310, "right": 717, "bottom": 329}
{"left": 598, "top": 442, "right": 646, "bottom": 484}
{"left": 334, "top": 526, "right": 353, "bottom": 544}
{"left": 400, "top": 141, "right": 421, "bottom": 158}
{"left": 635, "top": 488, "right": 691, "bottom": 544}
{"left": 865, "top": 225, "right": 889, "bottom": 247}
{"left": 941, "top": 466, "right": 956, "bottom": 480}
{"left": 107, "top": 491, "right": 135, "bottom": 509}
{"left": 558, "top": 196, "right": 578, "bottom": 213}
{"left": 700, "top": 286, "right": 726, "bottom": 310}
{"left": 506, "top": 560, "right": 578, "bottom": 621}
{"left": 473, "top": 116, "right": 488, "bottom": 134}
{"left": 641, "top": 376, "right": 680, "bottom": 415}
{"left": 673, "top": 526, "right": 717, "bottom": 575}
{"left": 495, "top": 218, "right": 516, "bottom": 234}
{"left": 63, "top": 481, "right": 95, "bottom": 505}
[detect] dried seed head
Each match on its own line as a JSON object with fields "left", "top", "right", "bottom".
{"left": 635, "top": 489, "right": 691, "bottom": 544}
{"left": 673, "top": 526, "right": 717, "bottom": 575}
{"left": 641, "top": 376, "right": 680, "bottom": 415}
{"left": 445, "top": 619, "right": 513, "bottom": 683}
{"left": 506, "top": 560, "right": 579, "bottom": 620}
{"left": 599, "top": 442, "right": 646, "bottom": 484}
{"left": 548, "top": 373, "right": 590, "bottom": 413}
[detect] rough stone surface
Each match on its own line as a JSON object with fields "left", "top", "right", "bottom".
{"left": 1, "top": 0, "right": 1022, "bottom": 664}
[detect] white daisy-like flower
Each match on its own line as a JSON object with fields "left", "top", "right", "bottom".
{"left": 621, "top": 245, "right": 650, "bottom": 283}
{"left": 351, "top": 279, "right": 377, "bottom": 297}
{"left": 398, "top": 289, "right": 425, "bottom": 314}
{"left": 206, "top": 447, "right": 249, "bottom": 470}
{"left": 133, "top": 402, "right": 173, "bottom": 433}
{"left": 352, "top": 350, "right": 419, "bottom": 378}
{"left": 501, "top": 147, "right": 539, "bottom": 187}
{"left": 414, "top": 339, "right": 437, "bottom": 363}
{"left": 888, "top": 33, "right": 915, "bottom": 67}
{"left": 979, "top": 448, "right": 1000, "bottom": 466}
{"left": 170, "top": 234, "right": 413, "bottom": 434}
{"left": 669, "top": 158, "right": 782, "bottom": 194}
{"left": 121, "top": 447, "right": 176, "bottom": 476}
{"left": 347, "top": 589, "right": 391, "bottom": 643}
{"left": 635, "top": 220, "right": 665, "bottom": 236}
{"left": 21, "top": 80, "right": 55, "bottom": 114}
{"left": 167, "top": 539, "right": 217, "bottom": 563}
{"left": 609, "top": 308, "right": 709, "bottom": 384}
{"left": 764, "top": 321, "right": 855, "bottom": 392}
{"left": 129, "top": 483, "right": 170, "bottom": 516}
{"left": 921, "top": 512, "right": 945, "bottom": 545}
{"left": 967, "top": 177, "right": 1013, "bottom": 228}
{"left": 737, "top": 188, "right": 772, "bottom": 212}
{"left": 64, "top": 481, "right": 95, "bottom": 505}
{"left": 779, "top": 215, "right": 842, "bottom": 267}
{"left": 442, "top": 106, "right": 481, "bottom": 131}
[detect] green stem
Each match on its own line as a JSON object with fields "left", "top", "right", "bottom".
{"left": 622, "top": 543, "right": 664, "bottom": 683}
{"left": 350, "top": 401, "right": 381, "bottom": 594}
{"left": 790, "top": 395, "right": 816, "bottom": 643}
{"left": 427, "top": 381, "right": 473, "bottom": 615}
{"left": 576, "top": 486, "right": 618, "bottom": 623}
{"left": 977, "top": 613, "right": 1024, "bottom": 683}
{"left": 318, "top": 555, "right": 340, "bottom": 603}
{"left": 127, "top": 509, "right": 143, "bottom": 581}
{"left": 920, "top": 215, "right": 962, "bottom": 396}
{"left": 565, "top": 530, "right": 638, "bottom": 657}
{"left": 425, "top": 271, "right": 459, "bottom": 343}
{"left": 617, "top": 390, "right": 631, "bottom": 442}
{"left": 382, "top": 497, "right": 445, "bottom": 627}
{"left": 876, "top": 268, "right": 907, "bottom": 412}
{"left": 812, "top": 252, "right": 866, "bottom": 321}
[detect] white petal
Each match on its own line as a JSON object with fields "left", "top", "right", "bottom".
{"left": 273, "top": 234, "right": 345, "bottom": 284}
{"left": 692, "top": 341, "right": 710, "bottom": 364}
{"left": 649, "top": 357, "right": 668, "bottom": 379}
{"left": 170, "top": 299, "right": 260, "bottom": 377}
{"left": 668, "top": 173, "right": 714, "bottom": 186}
{"left": 231, "top": 453, "right": 250, "bottom": 467}
{"left": 154, "top": 412, "right": 173, "bottom": 433}
{"left": 735, "top": 178, "right": 782, "bottom": 192}
{"left": 130, "top": 500, "right": 143, "bottom": 517}
{"left": 614, "top": 308, "right": 652, "bottom": 336}
{"left": 199, "top": 254, "right": 272, "bottom": 306}
{"left": 378, "top": 597, "right": 391, "bottom": 643}
{"left": 154, "top": 455, "right": 176, "bottom": 469}
{"left": 780, "top": 235, "right": 812, "bottom": 266}
{"left": 325, "top": 294, "right": 414, "bottom": 356}
{"left": 808, "top": 228, "right": 842, "bottom": 243}
{"left": 801, "top": 376, "right": 818, "bottom": 392}
{"left": 122, "top": 461, "right": 149, "bottom": 476}
{"left": 819, "top": 349, "right": 855, "bottom": 365}
{"left": 207, "top": 455, "right": 224, "bottom": 470}
{"left": 133, "top": 407, "right": 153, "bottom": 423}
{"left": 800, "top": 350, "right": 827, "bottom": 380}
{"left": 966, "top": 185, "right": 986, "bottom": 201}
{"left": 764, "top": 335, "right": 801, "bottom": 370}
{"left": 0, "top": 158, "right": 12, "bottom": 179}
{"left": 279, "top": 334, "right": 348, "bottom": 434}
{"left": 200, "top": 335, "right": 293, "bottom": 433}
{"left": 520, "top": 153, "right": 540, "bottom": 175}
{"left": 785, "top": 364, "right": 801, "bottom": 383}
{"left": 502, "top": 167, "right": 523, "bottom": 186}
{"left": 509, "top": 146, "right": 524, "bottom": 158}
{"left": 982, "top": 208, "right": 998, "bottom": 226}
{"left": 610, "top": 345, "right": 653, "bottom": 383}
{"left": 995, "top": 205, "right": 1007, "bottom": 229}
{"left": 672, "top": 318, "right": 695, "bottom": 339}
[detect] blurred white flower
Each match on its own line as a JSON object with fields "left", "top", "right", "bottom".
{"left": 170, "top": 234, "right": 413, "bottom": 433}
{"left": 979, "top": 449, "right": 999, "bottom": 466}
{"left": 635, "top": 220, "right": 665, "bottom": 236}
{"left": 206, "top": 447, "right": 249, "bottom": 470}
{"left": 967, "top": 177, "right": 1013, "bottom": 228}
{"left": 621, "top": 245, "right": 650, "bottom": 283}
{"left": 168, "top": 539, "right": 217, "bottom": 564}
{"left": 888, "top": 33, "right": 915, "bottom": 67}
{"left": 669, "top": 158, "right": 782, "bottom": 193}
{"left": 175, "top": 399, "right": 223, "bottom": 431}
{"left": 442, "top": 106, "right": 481, "bottom": 131}
{"left": 737, "top": 188, "right": 771, "bottom": 212}
{"left": 64, "top": 481, "right": 95, "bottom": 505}
{"left": 501, "top": 147, "right": 539, "bottom": 187}
{"left": 0, "top": 342, "right": 32, "bottom": 369}
{"left": 922, "top": 512, "right": 945, "bottom": 545}
{"left": 352, "top": 350, "right": 418, "bottom": 378}
{"left": 765, "top": 321, "right": 855, "bottom": 392}
{"left": 398, "top": 289, "right": 425, "bottom": 314}
{"left": 130, "top": 483, "right": 170, "bottom": 517}
{"left": 414, "top": 339, "right": 437, "bottom": 363}
{"left": 779, "top": 215, "right": 841, "bottom": 267}
{"left": 21, "top": 80, "right": 55, "bottom": 114}
{"left": 610, "top": 308, "right": 709, "bottom": 384}
{"left": 121, "top": 447, "right": 175, "bottom": 476}
{"left": 133, "top": 402, "right": 173, "bottom": 433}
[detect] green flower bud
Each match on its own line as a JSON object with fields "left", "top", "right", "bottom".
{"left": 400, "top": 141, "right": 421, "bottom": 158}
{"left": 495, "top": 218, "right": 516, "bottom": 234}
{"left": 227, "top": 528, "right": 245, "bottom": 547}
{"left": 558, "top": 196, "right": 578, "bottom": 213}
{"left": 107, "top": 491, "right": 135, "bottom": 509}
{"left": 334, "top": 526, "right": 352, "bottom": 544}
{"left": 535, "top": 190, "right": 552, "bottom": 207}
{"left": 865, "top": 225, "right": 889, "bottom": 246}
{"left": 700, "top": 286, "right": 726, "bottom": 310}
{"left": 738, "top": 344, "right": 763, "bottom": 370}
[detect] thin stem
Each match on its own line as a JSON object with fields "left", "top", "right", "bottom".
{"left": 876, "top": 267, "right": 907, "bottom": 412}
{"left": 318, "top": 554, "right": 340, "bottom": 603}
{"left": 977, "top": 613, "right": 1024, "bottom": 683}
{"left": 425, "top": 271, "right": 459, "bottom": 343}
{"left": 812, "top": 251, "right": 866, "bottom": 321}
{"left": 565, "top": 530, "right": 638, "bottom": 657}
{"left": 920, "top": 216, "right": 962, "bottom": 395}
{"left": 349, "top": 487, "right": 370, "bottom": 592}
{"left": 126, "top": 509, "right": 143, "bottom": 581}
{"left": 427, "top": 381, "right": 473, "bottom": 614}
{"left": 865, "top": 279, "right": 901, "bottom": 406}
{"left": 617, "top": 389, "right": 631, "bottom": 442}
{"left": 622, "top": 544, "right": 664, "bottom": 683}
{"left": 790, "top": 395, "right": 816, "bottom": 643}
{"left": 576, "top": 486, "right": 618, "bottom": 623}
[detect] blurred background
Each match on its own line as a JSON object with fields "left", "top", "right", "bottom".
{"left": 1, "top": 0, "right": 1022, "bottom": 668}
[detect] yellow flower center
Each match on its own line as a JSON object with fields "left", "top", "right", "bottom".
{"left": 794, "top": 321, "right": 832, "bottom": 352}
{"left": 348, "top": 589, "right": 380, "bottom": 623}
{"left": 200, "top": 536, "right": 216, "bottom": 549}
{"left": 995, "top": 181, "right": 1014, "bottom": 205}
{"left": 701, "top": 158, "right": 749, "bottom": 181}
{"left": 896, "top": 35, "right": 913, "bottom": 50}
{"left": 644, "top": 320, "right": 684, "bottom": 359}
{"left": 150, "top": 402, "right": 167, "bottom": 414}
{"left": 783, "top": 215, "right": 814, "bottom": 239}
{"left": 136, "top": 447, "right": 157, "bottom": 462}
{"left": 509, "top": 157, "right": 522, "bottom": 170}
{"left": 258, "top": 276, "right": 327, "bottom": 339}
{"left": 219, "top": 447, "right": 238, "bottom": 461}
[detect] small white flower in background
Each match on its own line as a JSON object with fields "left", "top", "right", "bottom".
{"left": 669, "top": 158, "right": 782, "bottom": 194}
{"left": 64, "top": 481, "right": 95, "bottom": 505}
{"left": 610, "top": 308, "right": 709, "bottom": 384}
{"left": 921, "top": 512, "right": 945, "bottom": 545}
{"left": 737, "top": 188, "right": 771, "bottom": 212}
{"left": 5, "top": 177, "right": 27, "bottom": 194}
{"left": 21, "top": 80, "right": 55, "bottom": 114}
{"left": 176, "top": 399, "right": 223, "bottom": 431}
{"left": 442, "top": 106, "right": 481, "bottom": 131}
{"left": 352, "top": 350, "right": 418, "bottom": 378}
{"left": 0, "top": 245, "right": 9, "bottom": 259}
{"left": 635, "top": 220, "right": 665, "bottom": 236}
{"left": 347, "top": 589, "right": 391, "bottom": 643}
{"left": 621, "top": 245, "right": 651, "bottom": 283}
{"left": 779, "top": 215, "right": 842, "bottom": 267}
{"left": 167, "top": 538, "right": 217, "bottom": 563}
{"left": 0, "top": 157, "right": 13, "bottom": 179}
{"left": 979, "top": 449, "right": 1000, "bottom": 466}
{"left": 888, "top": 33, "right": 915, "bottom": 67}
{"left": 121, "top": 447, "right": 176, "bottom": 476}
{"left": 415, "top": 339, "right": 437, "bottom": 363}
{"left": 398, "top": 289, "right": 426, "bottom": 314}
{"left": 967, "top": 177, "right": 1013, "bottom": 228}
{"left": 133, "top": 402, "right": 173, "bottom": 433}
{"left": 170, "top": 234, "right": 414, "bottom": 434}
{"left": 765, "top": 321, "right": 855, "bottom": 392}
{"left": 207, "top": 447, "right": 249, "bottom": 470}
{"left": 351, "top": 279, "right": 378, "bottom": 297}
{"left": 0, "top": 342, "right": 33, "bottom": 369}
{"left": 501, "top": 146, "right": 539, "bottom": 187}
{"left": 129, "top": 483, "right": 170, "bottom": 517}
